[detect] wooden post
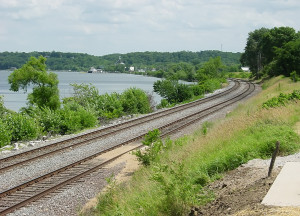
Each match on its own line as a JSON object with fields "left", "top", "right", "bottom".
{"left": 268, "top": 141, "right": 280, "bottom": 177}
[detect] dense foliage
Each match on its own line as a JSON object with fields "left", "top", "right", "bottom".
{"left": 0, "top": 51, "right": 241, "bottom": 74}
{"left": 153, "top": 57, "right": 226, "bottom": 106}
{"left": 241, "top": 26, "right": 300, "bottom": 79}
{"left": 262, "top": 90, "right": 300, "bottom": 108}
{"left": 0, "top": 56, "right": 153, "bottom": 147}
{"left": 8, "top": 56, "right": 60, "bottom": 110}
{"left": 0, "top": 84, "right": 153, "bottom": 147}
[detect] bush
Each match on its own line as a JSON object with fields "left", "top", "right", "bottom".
{"left": 38, "top": 107, "right": 62, "bottom": 134}
{"left": 191, "top": 85, "right": 204, "bottom": 96}
{"left": 97, "top": 93, "right": 123, "bottom": 119}
{"left": 151, "top": 162, "right": 199, "bottom": 215}
{"left": 262, "top": 90, "right": 300, "bottom": 108}
{"left": 0, "top": 119, "right": 12, "bottom": 147}
{"left": 0, "top": 96, "right": 10, "bottom": 117}
{"left": 3, "top": 113, "right": 40, "bottom": 141}
{"left": 157, "top": 99, "right": 170, "bottom": 109}
{"left": 121, "top": 87, "right": 151, "bottom": 114}
{"left": 290, "top": 71, "right": 299, "bottom": 82}
{"left": 201, "top": 78, "right": 223, "bottom": 93}
{"left": 133, "top": 129, "right": 164, "bottom": 166}
{"left": 59, "top": 102, "right": 97, "bottom": 134}
{"left": 154, "top": 79, "right": 193, "bottom": 103}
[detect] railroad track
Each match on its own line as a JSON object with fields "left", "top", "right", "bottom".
{"left": 0, "top": 79, "right": 240, "bottom": 173}
{"left": 0, "top": 80, "right": 255, "bottom": 215}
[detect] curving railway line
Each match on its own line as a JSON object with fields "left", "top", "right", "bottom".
{"left": 0, "top": 79, "right": 256, "bottom": 215}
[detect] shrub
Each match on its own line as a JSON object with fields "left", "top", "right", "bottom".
{"left": 157, "top": 99, "right": 170, "bottom": 109}
{"left": 290, "top": 71, "right": 299, "bottom": 82}
{"left": 262, "top": 90, "right": 300, "bottom": 108}
{"left": 38, "top": 107, "right": 62, "bottom": 134}
{"left": 3, "top": 113, "right": 40, "bottom": 141}
{"left": 0, "top": 96, "right": 10, "bottom": 117}
{"left": 97, "top": 93, "right": 123, "bottom": 119}
{"left": 0, "top": 119, "right": 12, "bottom": 147}
{"left": 59, "top": 103, "right": 97, "bottom": 134}
{"left": 133, "top": 129, "right": 164, "bottom": 166}
{"left": 68, "top": 83, "right": 100, "bottom": 108}
{"left": 154, "top": 79, "right": 193, "bottom": 103}
{"left": 151, "top": 162, "right": 200, "bottom": 215}
{"left": 121, "top": 88, "right": 151, "bottom": 114}
{"left": 191, "top": 85, "right": 204, "bottom": 96}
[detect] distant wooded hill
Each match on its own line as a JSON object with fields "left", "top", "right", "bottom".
{"left": 0, "top": 50, "right": 241, "bottom": 71}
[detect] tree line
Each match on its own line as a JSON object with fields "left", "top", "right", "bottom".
{"left": 0, "top": 50, "right": 241, "bottom": 72}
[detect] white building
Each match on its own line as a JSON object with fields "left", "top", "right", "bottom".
{"left": 241, "top": 67, "right": 250, "bottom": 72}
{"left": 129, "top": 66, "right": 135, "bottom": 72}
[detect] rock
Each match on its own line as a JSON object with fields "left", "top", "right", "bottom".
{"left": 29, "top": 142, "right": 35, "bottom": 147}
{"left": 13, "top": 143, "right": 19, "bottom": 148}
{"left": 1, "top": 150, "right": 11, "bottom": 154}
{"left": 1, "top": 145, "right": 12, "bottom": 151}
{"left": 19, "top": 143, "right": 26, "bottom": 148}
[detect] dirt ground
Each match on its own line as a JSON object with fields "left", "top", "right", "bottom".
{"left": 191, "top": 164, "right": 300, "bottom": 216}
{"left": 191, "top": 121, "right": 300, "bottom": 216}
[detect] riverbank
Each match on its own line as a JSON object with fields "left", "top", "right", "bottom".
{"left": 0, "top": 71, "right": 161, "bottom": 111}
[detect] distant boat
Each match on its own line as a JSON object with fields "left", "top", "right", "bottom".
{"left": 88, "top": 67, "right": 97, "bottom": 73}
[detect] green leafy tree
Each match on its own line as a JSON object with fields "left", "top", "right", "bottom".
{"left": 240, "top": 27, "right": 270, "bottom": 78}
{"left": 241, "top": 26, "right": 300, "bottom": 78}
{"left": 68, "top": 83, "right": 99, "bottom": 108}
{"left": 121, "top": 88, "right": 151, "bottom": 114}
{"left": 8, "top": 56, "right": 60, "bottom": 110}
{"left": 153, "top": 79, "right": 193, "bottom": 103}
{"left": 261, "top": 27, "right": 298, "bottom": 65}
{"left": 196, "top": 56, "right": 224, "bottom": 84}
{"left": 274, "top": 39, "right": 300, "bottom": 77}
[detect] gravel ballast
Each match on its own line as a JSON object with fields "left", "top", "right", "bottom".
{"left": 1, "top": 80, "right": 261, "bottom": 216}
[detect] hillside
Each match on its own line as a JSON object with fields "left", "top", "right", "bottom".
{"left": 0, "top": 50, "right": 241, "bottom": 71}
{"left": 84, "top": 76, "right": 300, "bottom": 215}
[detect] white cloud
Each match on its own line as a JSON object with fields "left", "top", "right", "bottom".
{"left": 0, "top": 0, "right": 299, "bottom": 55}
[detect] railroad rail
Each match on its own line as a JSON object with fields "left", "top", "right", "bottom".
{"left": 0, "top": 79, "right": 241, "bottom": 172}
{"left": 0, "top": 80, "right": 255, "bottom": 215}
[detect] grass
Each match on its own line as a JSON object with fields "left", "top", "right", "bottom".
{"left": 86, "top": 77, "right": 300, "bottom": 216}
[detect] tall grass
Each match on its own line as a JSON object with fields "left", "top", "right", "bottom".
{"left": 90, "top": 77, "right": 300, "bottom": 216}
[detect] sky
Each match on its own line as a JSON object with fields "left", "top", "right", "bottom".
{"left": 0, "top": 0, "right": 299, "bottom": 56}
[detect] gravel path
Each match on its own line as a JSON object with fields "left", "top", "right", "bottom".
{"left": 1, "top": 80, "right": 259, "bottom": 216}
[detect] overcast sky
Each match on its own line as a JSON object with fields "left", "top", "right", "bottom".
{"left": 0, "top": 0, "right": 299, "bottom": 56}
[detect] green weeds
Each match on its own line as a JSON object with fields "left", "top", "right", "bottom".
{"left": 262, "top": 90, "right": 300, "bottom": 108}
{"left": 93, "top": 77, "right": 300, "bottom": 216}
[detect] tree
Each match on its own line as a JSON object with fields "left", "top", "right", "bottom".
{"left": 196, "top": 56, "right": 224, "bottom": 84}
{"left": 241, "top": 27, "right": 300, "bottom": 78}
{"left": 274, "top": 38, "right": 300, "bottom": 77}
{"left": 153, "top": 79, "right": 193, "bottom": 103}
{"left": 8, "top": 56, "right": 60, "bottom": 110}
{"left": 240, "top": 27, "right": 270, "bottom": 78}
{"left": 261, "top": 27, "right": 298, "bottom": 65}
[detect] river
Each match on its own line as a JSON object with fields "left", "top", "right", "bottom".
{"left": 0, "top": 71, "right": 162, "bottom": 111}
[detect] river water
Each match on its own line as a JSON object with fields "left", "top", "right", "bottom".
{"left": 0, "top": 71, "right": 161, "bottom": 111}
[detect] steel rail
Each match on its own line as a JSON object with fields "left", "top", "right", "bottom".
{"left": 0, "top": 80, "right": 240, "bottom": 172}
{"left": 0, "top": 81, "right": 255, "bottom": 216}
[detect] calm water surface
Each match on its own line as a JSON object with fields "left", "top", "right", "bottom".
{"left": 0, "top": 71, "right": 161, "bottom": 111}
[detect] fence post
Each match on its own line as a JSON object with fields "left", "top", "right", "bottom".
{"left": 268, "top": 141, "right": 280, "bottom": 177}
